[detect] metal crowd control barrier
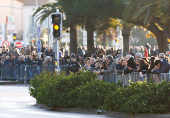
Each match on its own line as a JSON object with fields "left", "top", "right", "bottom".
{"left": 0, "top": 64, "right": 55, "bottom": 82}
{"left": 60, "top": 65, "right": 68, "bottom": 72}
{"left": 97, "top": 72, "right": 170, "bottom": 86}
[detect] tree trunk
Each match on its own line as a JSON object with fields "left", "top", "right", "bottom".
{"left": 86, "top": 21, "right": 95, "bottom": 55}
{"left": 87, "top": 29, "right": 94, "bottom": 55}
{"left": 127, "top": 21, "right": 168, "bottom": 54}
{"left": 122, "top": 27, "right": 131, "bottom": 57}
{"left": 146, "top": 23, "right": 167, "bottom": 54}
{"left": 155, "top": 31, "right": 167, "bottom": 53}
{"left": 102, "top": 31, "right": 107, "bottom": 47}
{"left": 70, "top": 23, "right": 77, "bottom": 54}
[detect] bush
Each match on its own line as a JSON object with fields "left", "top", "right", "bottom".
{"left": 29, "top": 70, "right": 97, "bottom": 109}
{"left": 68, "top": 80, "right": 117, "bottom": 109}
{"left": 104, "top": 80, "right": 170, "bottom": 114}
{"left": 30, "top": 72, "right": 170, "bottom": 115}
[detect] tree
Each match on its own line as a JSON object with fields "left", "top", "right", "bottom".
{"left": 73, "top": 0, "right": 121, "bottom": 55}
{"left": 122, "top": 0, "right": 170, "bottom": 53}
{"left": 33, "top": 1, "right": 79, "bottom": 54}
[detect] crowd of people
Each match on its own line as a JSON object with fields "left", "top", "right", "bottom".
{"left": 0, "top": 44, "right": 170, "bottom": 83}
{"left": 64, "top": 45, "right": 170, "bottom": 83}
{"left": 0, "top": 46, "right": 55, "bottom": 69}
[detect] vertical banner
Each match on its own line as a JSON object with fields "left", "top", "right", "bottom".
{"left": 0, "top": 24, "right": 5, "bottom": 46}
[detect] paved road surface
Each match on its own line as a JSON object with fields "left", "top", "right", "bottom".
{"left": 0, "top": 84, "right": 116, "bottom": 118}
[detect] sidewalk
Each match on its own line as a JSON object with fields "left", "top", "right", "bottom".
{"left": 37, "top": 104, "right": 170, "bottom": 118}
{"left": 0, "top": 80, "right": 23, "bottom": 85}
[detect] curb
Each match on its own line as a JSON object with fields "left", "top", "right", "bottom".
{"left": 36, "top": 104, "right": 170, "bottom": 118}
{"left": 0, "top": 81, "right": 23, "bottom": 85}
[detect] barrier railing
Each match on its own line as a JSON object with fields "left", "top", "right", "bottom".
{"left": 60, "top": 65, "right": 170, "bottom": 86}
{"left": 100, "top": 72, "right": 170, "bottom": 86}
{"left": 0, "top": 64, "right": 55, "bottom": 83}
{"left": 1, "top": 64, "right": 170, "bottom": 85}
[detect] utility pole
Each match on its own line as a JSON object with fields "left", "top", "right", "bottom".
{"left": 56, "top": 9, "right": 61, "bottom": 72}
{"left": 51, "top": 9, "right": 62, "bottom": 72}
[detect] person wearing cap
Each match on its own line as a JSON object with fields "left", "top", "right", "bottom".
{"left": 123, "top": 55, "right": 136, "bottom": 75}
{"left": 101, "top": 55, "right": 117, "bottom": 80}
{"left": 42, "top": 56, "right": 55, "bottom": 72}
{"left": 135, "top": 53, "right": 142, "bottom": 60}
{"left": 18, "top": 55, "right": 25, "bottom": 65}
{"left": 67, "top": 53, "right": 81, "bottom": 75}
{"left": 152, "top": 53, "right": 170, "bottom": 73}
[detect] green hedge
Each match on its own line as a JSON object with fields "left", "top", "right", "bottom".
{"left": 29, "top": 71, "right": 170, "bottom": 114}
{"left": 104, "top": 80, "right": 170, "bottom": 114}
{"left": 29, "top": 70, "right": 98, "bottom": 108}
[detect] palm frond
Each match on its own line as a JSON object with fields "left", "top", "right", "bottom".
{"left": 110, "top": 18, "right": 123, "bottom": 28}
{"left": 33, "top": 7, "right": 44, "bottom": 16}
{"left": 144, "top": 5, "right": 161, "bottom": 27}
{"left": 131, "top": 4, "right": 152, "bottom": 20}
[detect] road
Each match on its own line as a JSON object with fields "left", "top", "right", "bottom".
{"left": 0, "top": 84, "right": 116, "bottom": 118}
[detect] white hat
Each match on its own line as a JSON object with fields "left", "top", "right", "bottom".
{"left": 159, "top": 53, "right": 165, "bottom": 58}
{"left": 46, "top": 56, "right": 51, "bottom": 60}
{"left": 135, "top": 53, "right": 142, "bottom": 58}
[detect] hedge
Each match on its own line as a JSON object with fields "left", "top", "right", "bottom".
{"left": 29, "top": 71, "right": 170, "bottom": 114}
{"left": 104, "top": 80, "right": 170, "bottom": 114}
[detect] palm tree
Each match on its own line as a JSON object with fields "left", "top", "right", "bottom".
{"left": 33, "top": 0, "right": 79, "bottom": 54}
{"left": 124, "top": 0, "right": 170, "bottom": 28}
{"left": 118, "top": 0, "right": 170, "bottom": 53}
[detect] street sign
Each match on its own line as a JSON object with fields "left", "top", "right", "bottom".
{"left": 2, "top": 40, "right": 10, "bottom": 48}
{"left": 37, "top": 26, "right": 41, "bottom": 39}
{"left": 37, "top": 40, "right": 41, "bottom": 52}
{"left": 15, "top": 42, "right": 22, "bottom": 48}
{"left": 7, "top": 16, "right": 14, "bottom": 23}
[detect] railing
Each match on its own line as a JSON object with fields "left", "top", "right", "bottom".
{"left": 99, "top": 72, "right": 170, "bottom": 87}
{"left": 2, "top": 64, "right": 170, "bottom": 85}
{"left": 60, "top": 65, "right": 170, "bottom": 86}
{"left": 0, "top": 64, "right": 55, "bottom": 83}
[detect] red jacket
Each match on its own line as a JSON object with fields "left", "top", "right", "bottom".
{"left": 144, "top": 48, "right": 148, "bottom": 58}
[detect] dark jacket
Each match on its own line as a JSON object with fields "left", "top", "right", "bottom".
{"left": 116, "top": 63, "right": 126, "bottom": 71}
{"left": 124, "top": 57, "right": 136, "bottom": 74}
{"left": 67, "top": 61, "right": 81, "bottom": 74}
{"left": 4, "top": 59, "right": 10, "bottom": 65}
{"left": 37, "top": 59, "right": 43, "bottom": 66}
{"left": 18, "top": 59, "right": 25, "bottom": 65}
{"left": 116, "top": 63, "right": 126, "bottom": 74}
{"left": 27, "top": 59, "right": 37, "bottom": 65}
{"left": 153, "top": 59, "right": 170, "bottom": 73}
{"left": 11, "top": 58, "right": 18, "bottom": 66}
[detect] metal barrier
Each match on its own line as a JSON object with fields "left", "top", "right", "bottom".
{"left": 0, "top": 64, "right": 55, "bottom": 82}
{"left": 97, "top": 72, "right": 170, "bottom": 86}
{"left": 60, "top": 65, "right": 68, "bottom": 72}
{"left": 1, "top": 64, "right": 170, "bottom": 85}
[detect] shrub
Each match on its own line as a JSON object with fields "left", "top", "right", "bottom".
{"left": 104, "top": 80, "right": 170, "bottom": 114}
{"left": 68, "top": 80, "right": 118, "bottom": 109}
{"left": 29, "top": 70, "right": 97, "bottom": 109}
{"left": 30, "top": 71, "right": 170, "bottom": 115}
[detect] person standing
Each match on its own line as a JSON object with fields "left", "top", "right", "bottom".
{"left": 101, "top": 55, "right": 117, "bottom": 81}
{"left": 143, "top": 47, "right": 148, "bottom": 58}
{"left": 67, "top": 53, "right": 81, "bottom": 75}
{"left": 152, "top": 53, "right": 170, "bottom": 73}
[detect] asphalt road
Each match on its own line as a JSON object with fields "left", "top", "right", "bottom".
{"left": 0, "top": 84, "right": 116, "bottom": 118}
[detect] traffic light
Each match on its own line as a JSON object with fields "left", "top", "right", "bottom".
{"left": 13, "top": 33, "right": 16, "bottom": 41}
{"left": 52, "top": 13, "right": 62, "bottom": 39}
{"left": 115, "top": 32, "right": 118, "bottom": 42}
